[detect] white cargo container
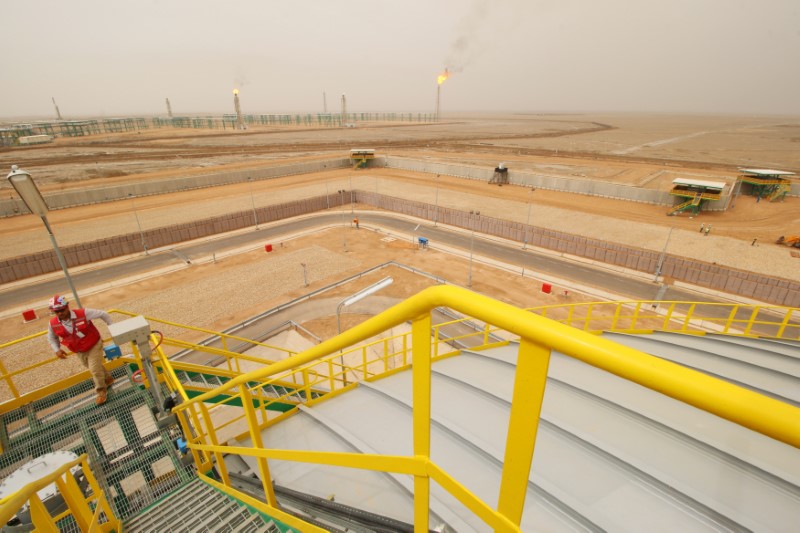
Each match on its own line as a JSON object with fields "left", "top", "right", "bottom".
{"left": 18, "top": 135, "right": 54, "bottom": 145}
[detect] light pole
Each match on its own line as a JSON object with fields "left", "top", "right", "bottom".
{"left": 434, "top": 174, "right": 440, "bottom": 227}
{"left": 468, "top": 210, "right": 479, "bottom": 288}
{"left": 731, "top": 177, "right": 741, "bottom": 209}
{"left": 339, "top": 189, "right": 348, "bottom": 252}
{"left": 247, "top": 177, "right": 259, "bottom": 229}
{"left": 128, "top": 193, "right": 148, "bottom": 255}
{"left": 654, "top": 227, "right": 674, "bottom": 282}
{"left": 349, "top": 176, "right": 354, "bottom": 215}
{"left": 7, "top": 165, "right": 82, "bottom": 307}
{"left": 523, "top": 187, "right": 535, "bottom": 250}
{"left": 336, "top": 277, "right": 394, "bottom": 386}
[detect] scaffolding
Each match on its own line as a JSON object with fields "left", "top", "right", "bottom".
{"left": 667, "top": 178, "right": 725, "bottom": 215}
{"left": 739, "top": 168, "right": 796, "bottom": 202}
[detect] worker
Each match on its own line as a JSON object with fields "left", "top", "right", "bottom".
{"left": 752, "top": 238, "right": 757, "bottom": 246}
{"left": 46, "top": 295, "right": 115, "bottom": 405}
{"left": 353, "top": 217, "right": 359, "bottom": 229}
{"left": 704, "top": 226, "right": 711, "bottom": 236}
{"left": 699, "top": 223, "right": 705, "bottom": 233}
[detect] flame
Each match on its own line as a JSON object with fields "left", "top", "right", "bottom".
{"left": 437, "top": 68, "right": 449, "bottom": 85}
{"left": 233, "top": 89, "right": 239, "bottom": 95}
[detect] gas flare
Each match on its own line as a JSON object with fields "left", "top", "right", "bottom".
{"left": 437, "top": 69, "right": 450, "bottom": 85}
{"left": 233, "top": 89, "right": 239, "bottom": 95}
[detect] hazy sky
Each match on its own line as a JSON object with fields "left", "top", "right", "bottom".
{"left": 3, "top": 0, "right": 799, "bottom": 119}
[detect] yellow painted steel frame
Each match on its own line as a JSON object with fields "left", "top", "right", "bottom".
{"left": 0, "top": 454, "right": 119, "bottom": 532}
{"left": 199, "top": 472, "right": 328, "bottom": 533}
{"left": 532, "top": 299, "right": 800, "bottom": 338}
{"left": 111, "top": 309, "right": 298, "bottom": 367}
{"left": 169, "top": 287, "right": 800, "bottom": 532}
{"left": 2, "top": 296, "right": 799, "bottom": 531}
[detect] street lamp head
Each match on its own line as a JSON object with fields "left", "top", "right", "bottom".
{"left": 341, "top": 277, "right": 394, "bottom": 308}
{"left": 7, "top": 165, "right": 49, "bottom": 217}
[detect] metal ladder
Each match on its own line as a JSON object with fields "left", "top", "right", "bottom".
{"left": 123, "top": 477, "right": 279, "bottom": 533}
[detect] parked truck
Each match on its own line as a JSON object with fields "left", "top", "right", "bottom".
{"left": 776, "top": 235, "right": 800, "bottom": 247}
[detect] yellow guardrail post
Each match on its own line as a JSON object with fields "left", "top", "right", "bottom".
{"left": 154, "top": 340, "right": 189, "bottom": 402}
{"left": 631, "top": 302, "right": 643, "bottom": 330}
{"left": 241, "top": 386, "right": 277, "bottom": 506}
{"left": 411, "top": 311, "right": 432, "bottom": 532}
{"left": 196, "top": 403, "right": 217, "bottom": 473}
{"left": 585, "top": 303, "right": 595, "bottom": 331}
{"left": 79, "top": 457, "right": 118, "bottom": 533}
{"left": 55, "top": 472, "right": 92, "bottom": 530}
{"left": 776, "top": 308, "right": 795, "bottom": 338}
{"left": 723, "top": 305, "right": 739, "bottom": 333}
{"left": 683, "top": 303, "right": 697, "bottom": 332}
{"left": 0, "top": 359, "right": 20, "bottom": 400}
{"left": 6, "top": 297, "right": 797, "bottom": 532}
{"left": 0, "top": 454, "right": 118, "bottom": 532}
{"left": 28, "top": 495, "right": 57, "bottom": 532}
{"left": 663, "top": 302, "right": 676, "bottom": 330}
{"left": 744, "top": 307, "right": 760, "bottom": 336}
{"left": 88, "top": 504, "right": 103, "bottom": 533}
{"left": 497, "top": 338, "right": 552, "bottom": 526}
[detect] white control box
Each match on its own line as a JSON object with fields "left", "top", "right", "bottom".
{"left": 108, "top": 315, "right": 151, "bottom": 346}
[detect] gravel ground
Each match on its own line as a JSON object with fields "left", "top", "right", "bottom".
{"left": 2, "top": 169, "right": 798, "bottom": 400}
{"left": 3, "top": 171, "right": 798, "bottom": 281}
{"left": 118, "top": 245, "right": 360, "bottom": 331}
{"left": 0, "top": 244, "right": 363, "bottom": 400}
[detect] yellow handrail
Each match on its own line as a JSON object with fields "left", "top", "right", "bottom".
{"left": 169, "top": 286, "right": 800, "bottom": 531}
{"left": 3, "top": 299, "right": 797, "bottom": 413}
{"left": 0, "top": 454, "right": 119, "bottom": 532}
{"left": 176, "top": 287, "right": 800, "bottom": 443}
{"left": 2, "top": 294, "right": 799, "bottom": 530}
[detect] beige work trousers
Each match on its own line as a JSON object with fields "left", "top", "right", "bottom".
{"left": 77, "top": 342, "right": 111, "bottom": 392}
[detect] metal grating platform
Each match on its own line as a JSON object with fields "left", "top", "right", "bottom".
{"left": 0, "top": 366, "right": 194, "bottom": 522}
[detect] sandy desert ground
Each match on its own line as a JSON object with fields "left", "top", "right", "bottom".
{"left": 2, "top": 113, "right": 800, "bottom": 332}
{"left": 1, "top": 112, "right": 800, "bottom": 394}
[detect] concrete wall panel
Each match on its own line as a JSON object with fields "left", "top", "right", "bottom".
{"left": 739, "top": 280, "right": 757, "bottom": 297}
{"left": 769, "top": 286, "right": 788, "bottom": 303}
{"left": 1, "top": 158, "right": 352, "bottom": 217}
{"left": 784, "top": 291, "right": 800, "bottom": 308}
{"left": 3, "top": 191, "right": 799, "bottom": 306}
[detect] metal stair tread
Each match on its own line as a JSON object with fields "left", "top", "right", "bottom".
{"left": 183, "top": 499, "right": 242, "bottom": 530}
{"left": 124, "top": 480, "right": 215, "bottom": 530}
{"left": 227, "top": 507, "right": 272, "bottom": 533}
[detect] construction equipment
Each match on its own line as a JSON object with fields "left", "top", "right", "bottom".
{"left": 489, "top": 163, "right": 509, "bottom": 185}
{"left": 776, "top": 235, "right": 800, "bottom": 247}
{"left": 349, "top": 148, "right": 374, "bottom": 169}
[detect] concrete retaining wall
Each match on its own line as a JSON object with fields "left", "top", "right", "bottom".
{"left": 0, "top": 194, "right": 339, "bottom": 284}
{"left": 4, "top": 190, "right": 799, "bottom": 307}
{"left": 0, "top": 158, "right": 351, "bottom": 218}
{"left": 7, "top": 155, "right": 793, "bottom": 219}
{"left": 363, "top": 190, "right": 800, "bottom": 307}
{"left": 385, "top": 156, "right": 677, "bottom": 206}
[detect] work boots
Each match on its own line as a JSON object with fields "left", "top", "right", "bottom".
{"left": 96, "top": 375, "right": 114, "bottom": 405}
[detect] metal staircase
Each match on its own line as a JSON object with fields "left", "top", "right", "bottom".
{"left": 0, "top": 367, "right": 193, "bottom": 525}
{"left": 668, "top": 193, "right": 701, "bottom": 215}
{"left": 173, "top": 368, "right": 327, "bottom": 412}
{"left": 767, "top": 180, "right": 791, "bottom": 201}
{"left": 123, "top": 478, "right": 278, "bottom": 533}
